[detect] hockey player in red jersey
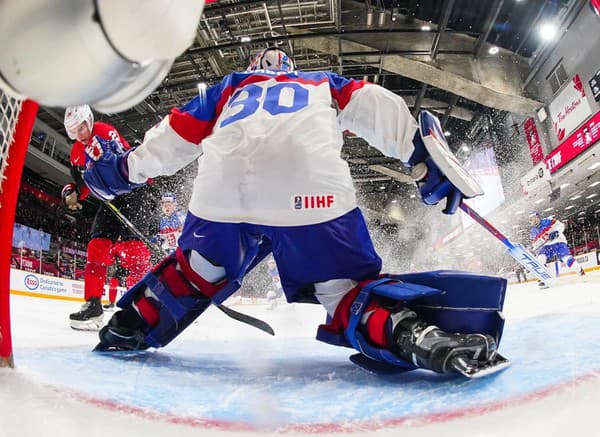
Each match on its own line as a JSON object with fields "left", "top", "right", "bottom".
{"left": 86, "top": 48, "right": 508, "bottom": 378}
{"left": 62, "top": 105, "right": 154, "bottom": 330}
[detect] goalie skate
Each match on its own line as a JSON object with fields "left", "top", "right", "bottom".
{"left": 451, "top": 353, "right": 511, "bottom": 379}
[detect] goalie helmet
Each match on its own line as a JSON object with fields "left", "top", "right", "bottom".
{"left": 64, "top": 105, "right": 94, "bottom": 140}
{"left": 247, "top": 47, "right": 294, "bottom": 72}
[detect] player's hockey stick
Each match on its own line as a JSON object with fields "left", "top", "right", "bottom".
{"left": 104, "top": 201, "right": 275, "bottom": 336}
{"left": 459, "top": 202, "right": 556, "bottom": 285}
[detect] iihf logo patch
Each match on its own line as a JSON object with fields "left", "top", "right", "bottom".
{"left": 291, "top": 194, "right": 335, "bottom": 210}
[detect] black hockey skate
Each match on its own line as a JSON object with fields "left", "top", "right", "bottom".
{"left": 70, "top": 297, "right": 103, "bottom": 331}
{"left": 94, "top": 308, "right": 149, "bottom": 352}
{"left": 103, "top": 302, "right": 116, "bottom": 311}
{"left": 391, "top": 309, "right": 510, "bottom": 378}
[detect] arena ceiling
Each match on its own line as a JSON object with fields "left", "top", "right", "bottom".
{"left": 31, "top": 0, "right": 577, "bottom": 199}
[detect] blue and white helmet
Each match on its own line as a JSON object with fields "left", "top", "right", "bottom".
{"left": 247, "top": 47, "right": 294, "bottom": 72}
{"left": 161, "top": 192, "right": 177, "bottom": 204}
{"left": 529, "top": 211, "right": 541, "bottom": 223}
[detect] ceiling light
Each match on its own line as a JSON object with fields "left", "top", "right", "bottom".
{"left": 379, "top": 185, "right": 386, "bottom": 190}
{"left": 569, "top": 194, "right": 582, "bottom": 200}
{"left": 410, "top": 194, "right": 416, "bottom": 199}
{"left": 560, "top": 183, "right": 570, "bottom": 189}
{"left": 543, "top": 207, "right": 553, "bottom": 212}
{"left": 421, "top": 25, "right": 431, "bottom": 31}
{"left": 590, "top": 181, "right": 600, "bottom": 187}
{"left": 534, "top": 198, "right": 544, "bottom": 203}
{"left": 538, "top": 22, "right": 557, "bottom": 41}
{"left": 587, "top": 162, "right": 600, "bottom": 170}
{"left": 565, "top": 205, "right": 576, "bottom": 210}
{"left": 461, "top": 145, "right": 470, "bottom": 152}
{"left": 586, "top": 193, "right": 598, "bottom": 199}
{"left": 366, "top": 10, "right": 375, "bottom": 27}
{"left": 240, "top": 36, "right": 251, "bottom": 43}
{"left": 488, "top": 46, "right": 499, "bottom": 55}
{"left": 391, "top": 199, "right": 398, "bottom": 203}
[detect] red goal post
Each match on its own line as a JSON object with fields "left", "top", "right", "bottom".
{"left": 0, "top": 90, "right": 38, "bottom": 367}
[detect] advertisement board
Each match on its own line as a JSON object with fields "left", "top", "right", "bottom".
{"left": 549, "top": 74, "right": 593, "bottom": 142}
{"left": 524, "top": 117, "right": 544, "bottom": 165}
{"left": 520, "top": 161, "right": 551, "bottom": 196}
{"left": 9, "top": 268, "right": 124, "bottom": 301}
{"left": 546, "top": 110, "right": 600, "bottom": 173}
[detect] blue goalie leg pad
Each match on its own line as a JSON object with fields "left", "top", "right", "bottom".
{"left": 344, "top": 278, "right": 444, "bottom": 370}
{"left": 383, "top": 270, "right": 507, "bottom": 344}
{"left": 116, "top": 253, "right": 212, "bottom": 348}
{"left": 349, "top": 353, "right": 414, "bottom": 375}
{"left": 317, "top": 271, "right": 507, "bottom": 374}
{"left": 317, "top": 278, "right": 444, "bottom": 371}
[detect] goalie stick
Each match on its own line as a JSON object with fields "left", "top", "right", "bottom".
{"left": 459, "top": 202, "right": 556, "bottom": 285}
{"left": 104, "top": 201, "right": 275, "bottom": 336}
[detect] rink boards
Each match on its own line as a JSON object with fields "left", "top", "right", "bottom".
{"left": 9, "top": 268, "right": 125, "bottom": 302}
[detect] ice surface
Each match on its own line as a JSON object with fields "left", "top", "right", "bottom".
{"left": 2, "top": 272, "right": 600, "bottom": 437}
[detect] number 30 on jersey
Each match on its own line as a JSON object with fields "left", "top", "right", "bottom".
{"left": 220, "top": 83, "right": 309, "bottom": 127}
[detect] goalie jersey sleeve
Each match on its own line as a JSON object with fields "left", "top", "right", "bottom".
{"left": 329, "top": 73, "right": 419, "bottom": 163}
{"left": 126, "top": 70, "right": 419, "bottom": 226}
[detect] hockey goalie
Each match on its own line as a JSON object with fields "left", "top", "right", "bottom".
{"left": 81, "top": 47, "right": 510, "bottom": 378}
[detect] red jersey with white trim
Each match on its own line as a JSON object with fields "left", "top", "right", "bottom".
{"left": 127, "top": 70, "right": 418, "bottom": 225}
{"left": 70, "top": 121, "right": 130, "bottom": 200}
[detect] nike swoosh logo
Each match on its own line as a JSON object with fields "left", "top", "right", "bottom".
{"left": 193, "top": 232, "right": 206, "bottom": 238}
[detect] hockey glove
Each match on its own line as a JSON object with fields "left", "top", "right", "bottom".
{"left": 61, "top": 183, "right": 83, "bottom": 211}
{"left": 548, "top": 231, "right": 559, "bottom": 241}
{"left": 82, "top": 147, "right": 144, "bottom": 201}
{"left": 412, "top": 158, "right": 464, "bottom": 215}
{"left": 408, "top": 111, "right": 483, "bottom": 215}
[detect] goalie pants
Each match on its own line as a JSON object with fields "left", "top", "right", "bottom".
{"left": 177, "top": 207, "right": 382, "bottom": 306}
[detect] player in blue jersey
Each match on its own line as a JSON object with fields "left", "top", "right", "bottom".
{"left": 86, "top": 47, "right": 509, "bottom": 377}
{"left": 530, "top": 212, "right": 585, "bottom": 288}
{"left": 157, "top": 192, "right": 187, "bottom": 253}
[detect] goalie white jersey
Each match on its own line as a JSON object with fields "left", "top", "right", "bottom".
{"left": 127, "top": 70, "right": 418, "bottom": 226}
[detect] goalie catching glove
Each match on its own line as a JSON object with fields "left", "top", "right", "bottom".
{"left": 81, "top": 137, "right": 145, "bottom": 201}
{"left": 409, "top": 111, "right": 483, "bottom": 215}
